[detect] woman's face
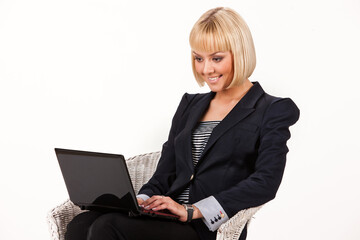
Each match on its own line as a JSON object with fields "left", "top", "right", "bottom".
{"left": 193, "top": 50, "right": 234, "bottom": 92}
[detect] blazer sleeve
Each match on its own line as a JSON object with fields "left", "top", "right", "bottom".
{"left": 138, "top": 93, "right": 196, "bottom": 197}
{"left": 214, "top": 98, "right": 300, "bottom": 218}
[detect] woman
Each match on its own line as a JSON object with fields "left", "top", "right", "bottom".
{"left": 66, "top": 7, "right": 299, "bottom": 240}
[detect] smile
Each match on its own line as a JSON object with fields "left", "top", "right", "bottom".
{"left": 208, "top": 75, "right": 222, "bottom": 82}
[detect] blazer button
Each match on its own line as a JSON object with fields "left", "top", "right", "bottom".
{"left": 190, "top": 174, "right": 194, "bottom": 181}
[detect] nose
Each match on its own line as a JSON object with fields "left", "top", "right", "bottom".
{"left": 203, "top": 60, "right": 214, "bottom": 75}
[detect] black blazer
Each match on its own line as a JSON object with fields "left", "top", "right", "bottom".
{"left": 139, "top": 82, "right": 300, "bottom": 240}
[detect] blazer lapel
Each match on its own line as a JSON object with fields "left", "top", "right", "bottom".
{"left": 181, "top": 92, "right": 215, "bottom": 171}
{"left": 198, "top": 82, "right": 265, "bottom": 163}
{"left": 185, "top": 92, "right": 216, "bottom": 131}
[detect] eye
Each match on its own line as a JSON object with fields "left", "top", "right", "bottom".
{"left": 213, "top": 57, "right": 223, "bottom": 62}
{"left": 194, "top": 56, "right": 203, "bottom": 62}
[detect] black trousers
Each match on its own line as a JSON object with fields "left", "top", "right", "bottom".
{"left": 65, "top": 211, "right": 200, "bottom": 240}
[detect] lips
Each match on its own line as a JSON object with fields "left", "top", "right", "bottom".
{"left": 208, "top": 75, "right": 223, "bottom": 83}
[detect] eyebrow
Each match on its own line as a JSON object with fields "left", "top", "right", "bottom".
{"left": 192, "top": 51, "right": 224, "bottom": 56}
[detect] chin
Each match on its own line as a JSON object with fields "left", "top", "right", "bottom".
{"left": 208, "top": 87, "right": 224, "bottom": 93}
{"left": 204, "top": 78, "right": 230, "bottom": 93}
{"left": 206, "top": 83, "right": 227, "bottom": 92}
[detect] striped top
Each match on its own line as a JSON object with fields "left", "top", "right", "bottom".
{"left": 177, "top": 121, "right": 220, "bottom": 203}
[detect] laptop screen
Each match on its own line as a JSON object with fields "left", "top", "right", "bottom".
{"left": 55, "top": 148, "right": 138, "bottom": 212}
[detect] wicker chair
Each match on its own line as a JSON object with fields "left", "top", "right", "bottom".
{"left": 47, "top": 152, "right": 262, "bottom": 240}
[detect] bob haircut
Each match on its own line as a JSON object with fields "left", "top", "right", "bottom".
{"left": 189, "top": 7, "right": 256, "bottom": 88}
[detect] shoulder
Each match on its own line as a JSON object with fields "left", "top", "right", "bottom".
{"left": 244, "top": 82, "right": 299, "bottom": 128}
{"left": 259, "top": 92, "right": 300, "bottom": 128}
{"left": 177, "top": 92, "right": 213, "bottom": 109}
{"left": 173, "top": 92, "right": 209, "bottom": 118}
{"left": 180, "top": 92, "right": 211, "bottom": 103}
{"left": 252, "top": 82, "right": 299, "bottom": 115}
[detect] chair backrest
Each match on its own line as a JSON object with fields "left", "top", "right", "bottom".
{"left": 126, "top": 151, "right": 161, "bottom": 194}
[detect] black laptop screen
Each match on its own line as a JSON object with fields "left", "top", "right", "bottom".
{"left": 55, "top": 148, "right": 138, "bottom": 212}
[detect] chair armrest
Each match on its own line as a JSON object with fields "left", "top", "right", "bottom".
{"left": 216, "top": 205, "right": 263, "bottom": 240}
{"left": 47, "top": 199, "right": 85, "bottom": 240}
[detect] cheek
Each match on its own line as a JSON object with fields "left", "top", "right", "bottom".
{"left": 221, "top": 62, "right": 234, "bottom": 86}
{"left": 222, "top": 60, "right": 233, "bottom": 75}
{"left": 194, "top": 62, "right": 202, "bottom": 74}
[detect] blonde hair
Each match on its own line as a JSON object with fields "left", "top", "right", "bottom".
{"left": 189, "top": 7, "right": 256, "bottom": 88}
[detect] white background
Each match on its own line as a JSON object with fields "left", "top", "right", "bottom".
{"left": 1, "top": 0, "right": 359, "bottom": 239}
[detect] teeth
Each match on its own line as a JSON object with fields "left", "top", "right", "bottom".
{"left": 209, "top": 76, "right": 220, "bottom": 81}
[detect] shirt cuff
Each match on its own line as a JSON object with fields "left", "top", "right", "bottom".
{"left": 136, "top": 194, "right": 150, "bottom": 202}
{"left": 193, "top": 196, "right": 229, "bottom": 232}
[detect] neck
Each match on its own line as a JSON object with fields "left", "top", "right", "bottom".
{"left": 214, "top": 79, "right": 253, "bottom": 102}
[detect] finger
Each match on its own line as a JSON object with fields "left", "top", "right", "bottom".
{"left": 137, "top": 198, "right": 144, "bottom": 205}
{"left": 146, "top": 196, "right": 167, "bottom": 210}
{"left": 151, "top": 198, "right": 170, "bottom": 210}
{"left": 151, "top": 200, "right": 187, "bottom": 222}
{"left": 151, "top": 197, "right": 175, "bottom": 211}
{"left": 152, "top": 204, "right": 167, "bottom": 211}
{"left": 142, "top": 195, "right": 165, "bottom": 208}
{"left": 142, "top": 195, "right": 160, "bottom": 205}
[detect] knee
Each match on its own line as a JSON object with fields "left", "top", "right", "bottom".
{"left": 65, "top": 211, "right": 102, "bottom": 240}
{"left": 87, "top": 213, "right": 122, "bottom": 240}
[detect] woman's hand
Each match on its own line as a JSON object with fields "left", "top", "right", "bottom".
{"left": 141, "top": 195, "right": 189, "bottom": 222}
{"left": 137, "top": 198, "right": 144, "bottom": 206}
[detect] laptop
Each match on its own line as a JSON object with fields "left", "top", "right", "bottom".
{"left": 55, "top": 148, "right": 179, "bottom": 220}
